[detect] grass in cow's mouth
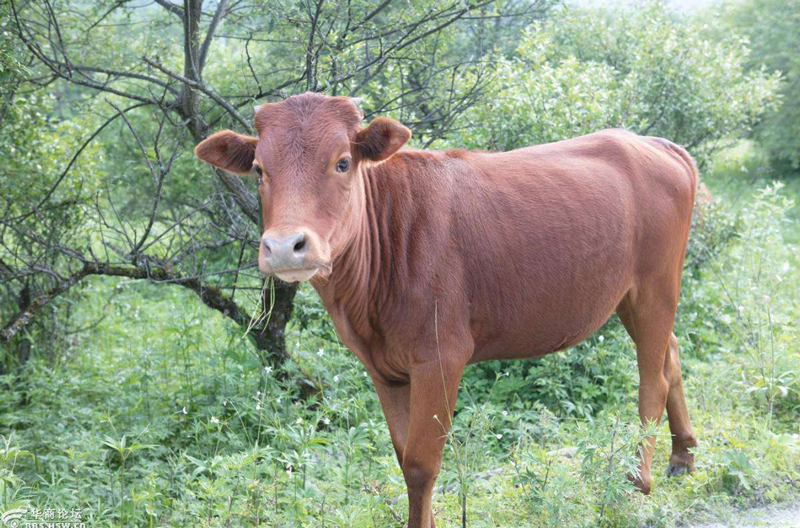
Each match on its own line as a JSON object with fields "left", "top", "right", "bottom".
{"left": 243, "top": 275, "right": 276, "bottom": 340}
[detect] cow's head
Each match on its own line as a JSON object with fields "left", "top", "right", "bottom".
{"left": 194, "top": 92, "right": 411, "bottom": 282}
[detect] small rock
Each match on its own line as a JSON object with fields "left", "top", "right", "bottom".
{"left": 548, "top": 446, "right": 578, "bottom": 458}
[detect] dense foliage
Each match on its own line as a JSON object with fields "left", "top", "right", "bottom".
{"left": 1, "top": 1, "right": 799, "bottom": 527}
{"left": 450, "top": 5, "right": 780, "bottom": 164}
{"left": 719, "top": 0, "right": 800, "bottom": 171}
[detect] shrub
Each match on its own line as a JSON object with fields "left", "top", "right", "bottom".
{"left": 463, "top": 325, "right": 638, "bottom": 419}
{"left": 449, "top": 3, "right": 780, "bottom": 166}
{"left": 718, "top": 0, "right": 800, "bottom": 172}
{"left": 711, "top": 184, "right": 800, "bottom": 422}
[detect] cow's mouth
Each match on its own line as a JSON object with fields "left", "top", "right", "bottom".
{"left": 271, "top": 261, "right": 333, "bottom": 282}
{"left": 273, "top": 267, "right": 320, "bottom": 283}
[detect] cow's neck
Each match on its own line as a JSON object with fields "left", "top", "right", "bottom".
{"left": 311, "top": 163, "right": 395, "bottom": 381}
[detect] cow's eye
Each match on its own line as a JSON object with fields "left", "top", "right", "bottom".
{"left": 336, "top": 157, "right": 351, "bottom": 173}
{"left": 254, "top": 165, "right": 263, "bottom": 177}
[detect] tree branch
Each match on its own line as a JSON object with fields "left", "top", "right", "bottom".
{"left": 142, "top": 56, "right": 253, "bottom": 134}
{"left": 12, "top": 101, "right": 150, "bottom": 223}
{"left": 154, "top": 0, "right": 185, "bottom": 20}
{"left": 0, "top": 261, "right": 256, "bottom": 348}
{"left": 199, "top": 0, "right": 228, "bottom": 74}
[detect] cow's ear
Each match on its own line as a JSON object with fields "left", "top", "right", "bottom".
{"left": 355, "top": 117, "right": 411, "bottom": 162}
{"left": 194, "top": 130, "right": 257, "bottom": 174}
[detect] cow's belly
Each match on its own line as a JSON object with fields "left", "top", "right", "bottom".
{"left": 468, "top": 278, "right": 630, "bottom": 363}
{"left": 464, "top": 223, "right": 636, "bottom": 363}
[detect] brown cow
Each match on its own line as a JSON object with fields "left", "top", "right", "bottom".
{"left": 195, "top": 92, "right": 699, "bottom": 527}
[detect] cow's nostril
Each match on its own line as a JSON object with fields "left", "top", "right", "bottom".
{"left": 262, "top": 233, "right": 307, "bottom": 264}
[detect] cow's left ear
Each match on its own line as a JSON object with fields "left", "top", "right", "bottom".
{"left": 355, "top": 117, "right": 411, "bottom": 162}
{"left": 195, "top": 130, "right": 257, "bottom": 174}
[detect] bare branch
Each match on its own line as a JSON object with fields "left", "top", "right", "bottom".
{"left": 0, "top": 261, "right": 253, "bottom": 345}
{"left": 11, "top": 101, "right": 150, "bottom": 223}
{"left": 142, "top": 56, "right": 253, "bottom": 134}
{"left": 154, "top": 0, "right": 185, "bottom": 20}
{"left": 199, "top": 0, "right": 228, "bottom": 73}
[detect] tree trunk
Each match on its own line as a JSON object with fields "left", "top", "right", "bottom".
{"left": 180, "top": 0, "right": 298, "bottom": 363}
{"left": 249, "top": 279, "right": 299, "bottom": 364}
{"left": 181, "top": 0, "right": 205, "bottom": 139}
{"left": 16, "top": 282, "right": 31, "bottom": 368}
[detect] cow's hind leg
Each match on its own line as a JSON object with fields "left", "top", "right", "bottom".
{"left": 664, "top": 332, "right": 698, "bottom": 476}
{"left": 617, "top": 283, "right": 682, "bottom": 494}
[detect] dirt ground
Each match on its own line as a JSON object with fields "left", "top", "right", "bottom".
{"left": 687, "top": 502, "right": 800, "bottom": 528}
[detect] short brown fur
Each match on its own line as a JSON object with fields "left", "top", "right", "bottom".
{"left": 195, "top": 92, "right": 699, "bottom": 527}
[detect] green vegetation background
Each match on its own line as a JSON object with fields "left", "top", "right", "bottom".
{"left": 1, "top": 1, "right": 799, "bottom": 527}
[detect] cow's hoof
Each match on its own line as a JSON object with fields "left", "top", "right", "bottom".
{"left": 667, "top": 452, "right": 695, "bottom": 477}
{"left": 634, "top": 479, "right": 651, "bottom": 495}
{"left": 667, "top": 463, "right": 688, "bottom": 477}
{"left": 628, "top": 473, "right": 652, "bottom": 494}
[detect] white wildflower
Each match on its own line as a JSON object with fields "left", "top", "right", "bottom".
{"left": 210, "top": 416, "right": 220, "bottom": 424}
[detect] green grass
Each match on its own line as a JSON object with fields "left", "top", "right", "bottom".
{"left": 1, "top": 144, "right": 799, "bottom": 527}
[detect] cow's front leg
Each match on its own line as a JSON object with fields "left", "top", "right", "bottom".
{"left": 374, "top": 381, "right": 411, "bottom": 468}
{"left": 402, "top": 358, "right": 464, "bottom": 528}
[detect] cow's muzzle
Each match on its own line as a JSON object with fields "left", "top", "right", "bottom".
{"left": 260, "top": 230, "right": 326, "bottom": 282}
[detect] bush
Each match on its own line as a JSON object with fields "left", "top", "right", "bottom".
{"left": 718, "top": 0, "right": 800, "bottom": 172}
{"left": 712, "top": 184, "right": 800, "bottom": 420}
{"left": 463, "top": 326, "right": 637, "bottom": 420}
{"left": 448, "top": 3, "right": 780, "bottom": 166}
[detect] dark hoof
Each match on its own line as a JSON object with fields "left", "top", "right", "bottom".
{"left": 667, "top": 463, "right": 691, "bottom": 477}
{"left": 668, "top": 452, "right": 696, "bottom": 477}
{"left": 628, "top": 473, "right": 652, "bottom": 494}
{"left": 634, "top": 479, "right": 651, "bottom": 494}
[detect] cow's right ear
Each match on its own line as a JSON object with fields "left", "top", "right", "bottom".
{"left": 194, "top": 130, "right": 258, "bottom": 175}
{"left": 355, "top": 117, "right": 411, "bottom": 162}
